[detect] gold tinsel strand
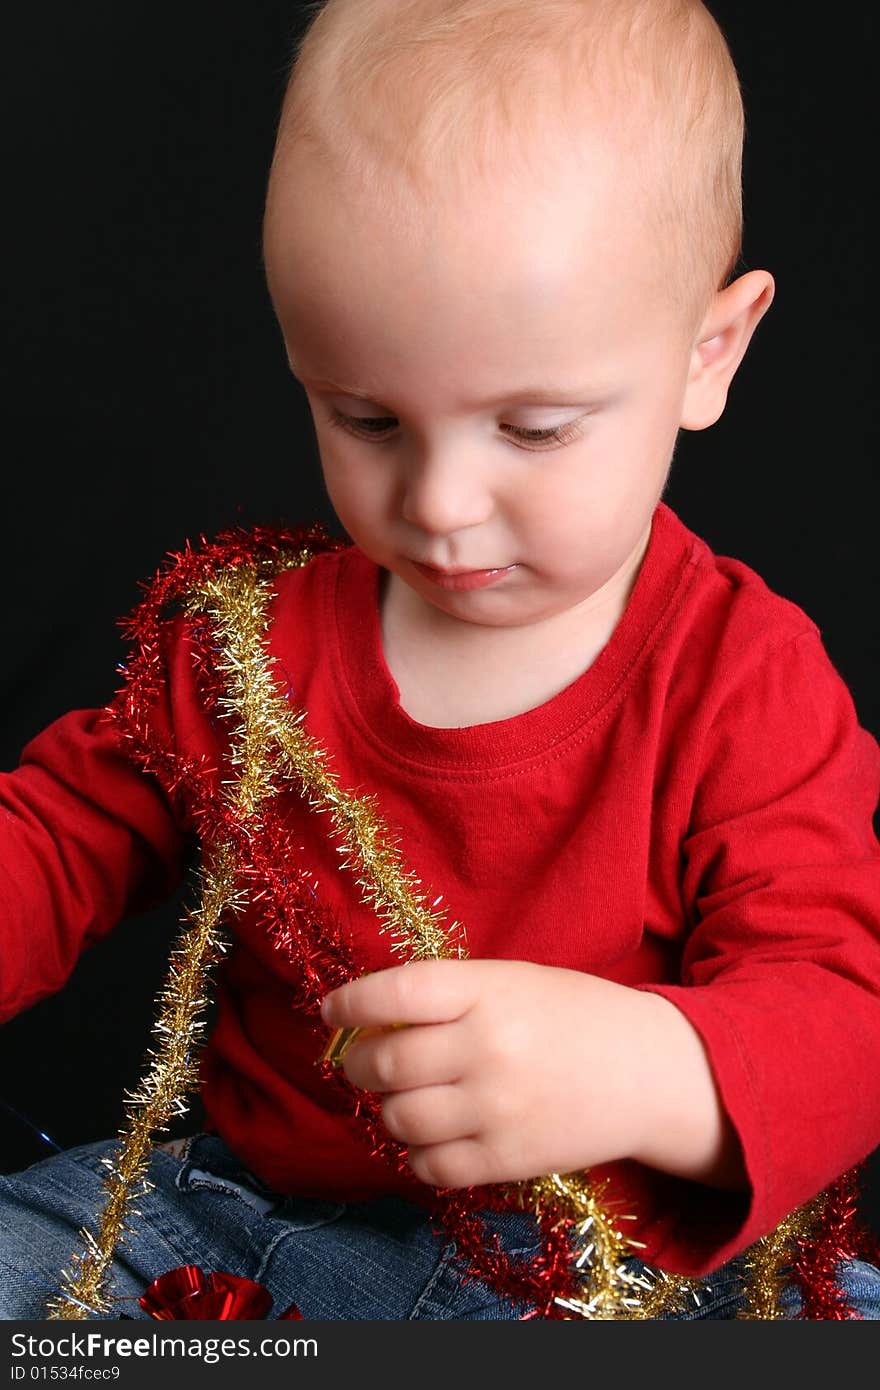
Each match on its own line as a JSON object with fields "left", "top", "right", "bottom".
{"left": 47, "top": 845, "right": 239, "bottom": 1317}
{"left": 630, "top": 1268, "right": 710, "bottom": 1320}
{"left": 196, "top": 565, "right": 464, "bottom": 964}
{"left": 48, "top": 550, "right": 822, "bottom": 1320}
{"left": 524, "top": 1172, "right": 646, "bottom": 1319}
{"left": 184, "top": 570, "right": 289, "bottom": 817}
{"left": 736, "top": 1193, "right": 825, "bottom": 1319}
{"left": 48, "top": 558, "right": 312, "bottom": 1318}
{"left": 274, "top": 724, "right": 462, "bottom": 962}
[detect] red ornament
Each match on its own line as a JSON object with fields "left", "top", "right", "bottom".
{"left": 140, "top": 1265, "right": 302, "bottom": 1320}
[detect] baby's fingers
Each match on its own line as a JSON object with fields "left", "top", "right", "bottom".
{"left": 321, "top": 958, "right": 477, "bottom": 1029}
{"left": 342, "top": 1019, "right": 467, "bottom": 1094}
{"left": 381, "top": 1085, "right": 477, "bottom": 1147}
{"left": 405, "top": 1137, "right": 501, "bottom": 1189}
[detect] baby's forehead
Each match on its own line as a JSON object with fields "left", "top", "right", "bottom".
{"left": 267, "top": 100, "right": 677, "bottom": 317}
{"left": 268, "top": 0, "right": 742, "bottom": 327}
{"left": 272, "top": 120, "right": 639, "bottom": 258}
{"left": 273, "top": 59, "right": 670, "bottom": 254}
{"left": 266, "top": 139, "right": 684, "bottom": 387}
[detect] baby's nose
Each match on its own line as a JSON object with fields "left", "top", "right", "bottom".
{"left": 399, "top": 449, "right": 494, "bottom": 535}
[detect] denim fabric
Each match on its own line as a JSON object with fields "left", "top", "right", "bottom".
{"left": 1, "top": 1132, "right": 878, "bottom": 1320}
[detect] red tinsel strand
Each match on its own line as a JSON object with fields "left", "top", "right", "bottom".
{"left": 186, "top": 607, "right": 358, "bottom": 997}
{"left": 110, "top": 566, "right": 357, "bottom": 1010}
{"left": 435, "top": 1196, "right": 572, "bottom": 1319}
{"left": 790, "top": 1167, "right": 873, "bottom": 1319}
{"left": 244, "top": 825, "right": 353, "bottom": 1005}
{"left": 115, "top": 524, "right": 344, "bottom": 723}
{"left": 238, "top": 808, "right": 369, "bottom": 1005}
{"left": 111, "top": 684, "right": 356, "bottom": 1012}
{"left": 119, "top": 524, "right": 343, "bottom": 639}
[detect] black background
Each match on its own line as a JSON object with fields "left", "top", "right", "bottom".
{"left": 2, "top": 2, "right": 877, "bottom": 1235}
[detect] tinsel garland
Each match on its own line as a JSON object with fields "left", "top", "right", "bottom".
{"left": 45, "top": 525, "right": 873, "bottom": 1320}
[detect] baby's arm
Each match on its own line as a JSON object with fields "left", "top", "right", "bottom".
{"left": 0, "top": 621, "right": 196, "bottom": 1023}
{"left": 321, "top": 957, "right": 745, "bottom": 1191}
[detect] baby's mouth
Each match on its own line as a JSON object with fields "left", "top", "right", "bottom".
{"left": 410, "top": 560, "right": 518, "bottom": 592}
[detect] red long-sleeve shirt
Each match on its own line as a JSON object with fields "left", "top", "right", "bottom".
{"left": 2, "top": 501, "right": 880, "bottom": 1276}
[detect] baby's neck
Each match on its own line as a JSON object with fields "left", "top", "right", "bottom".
{"left": 379, "top": 545, "right": 647, "bottom": 730}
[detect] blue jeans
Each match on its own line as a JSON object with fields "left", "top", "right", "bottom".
{"left": 1, "top": 1132, "right": 878, "bottom": 1320}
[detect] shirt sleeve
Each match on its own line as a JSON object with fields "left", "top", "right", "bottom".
{"left": 639, "top": 626, "right": 880, "bottom": 1275}
{"left": 0, "top": 617, "right": 201, "bottom": 1023}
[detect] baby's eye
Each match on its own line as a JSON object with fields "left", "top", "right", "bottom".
{"left": 325, "top": 410, "right": 583, "bottom": 450}
{"left": 327, "top": 412, "right": 397, "bottom": 437}
{"left": 501, "top": 422, "right": 583, "bottom": 448}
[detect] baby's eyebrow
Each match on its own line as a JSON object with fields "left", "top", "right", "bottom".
{"left": 300, "top": 376, "right": 604, "bottom": 408}
{"left": 478, "top": 386, "right": 602, "bottom": 406}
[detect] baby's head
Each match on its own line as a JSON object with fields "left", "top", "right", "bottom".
{"left": 262, "top": 0, "right": 773, "bottom": 633}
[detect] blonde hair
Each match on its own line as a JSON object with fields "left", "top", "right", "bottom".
{"left": 268, "top": 0, "right": 745, "bottom": 327}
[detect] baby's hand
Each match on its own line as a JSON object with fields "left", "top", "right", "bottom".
{"left": 319, "top": 959, "right": 660, "bottom": 1188}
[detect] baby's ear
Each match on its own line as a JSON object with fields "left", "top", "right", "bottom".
{"left": 680, "top": 270, "right": 775, "bottom": 431}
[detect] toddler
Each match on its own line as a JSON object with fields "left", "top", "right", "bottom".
{"left": 2, "top": 0, "right": 880, "bottom": 1320}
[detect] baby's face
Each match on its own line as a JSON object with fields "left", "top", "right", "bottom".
{"left": 265, "top": 150, "right": 699, "bottom": 632}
